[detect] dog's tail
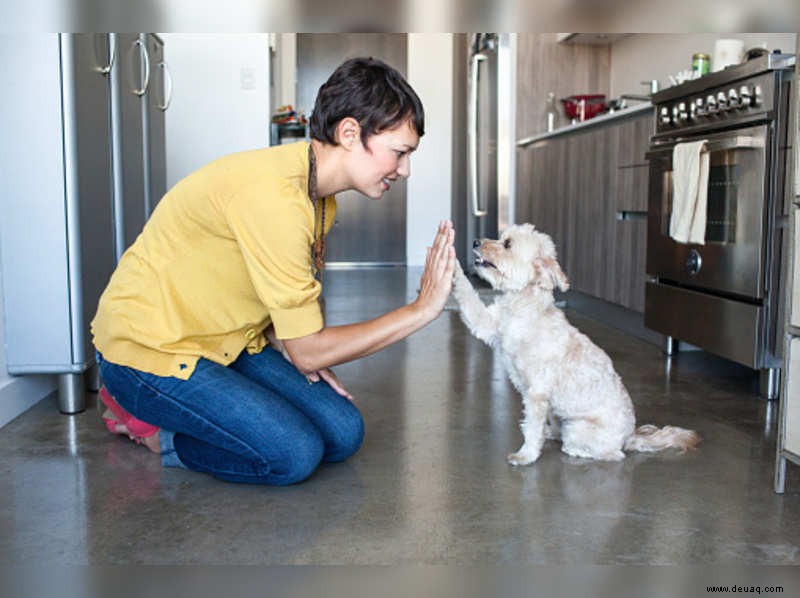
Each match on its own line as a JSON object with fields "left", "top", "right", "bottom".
{"left": 623, "top": 424, "right": 701, "bottom": 454}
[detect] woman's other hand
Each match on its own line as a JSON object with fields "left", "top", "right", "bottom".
{"left": 414, "top": 220, "right": 455, "bottom": 321}
{"left": 306, "top": 368, "right": 354, "bottom": 401}
{"left": 268, "top": 325, "right": 354, "bottom": 400}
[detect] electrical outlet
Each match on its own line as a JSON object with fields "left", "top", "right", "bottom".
{"left": 240, "top": 66, "right": 255, "bottom": 90}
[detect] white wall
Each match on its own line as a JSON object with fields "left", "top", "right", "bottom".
{"left": 160, "top": 34, "right": 273, "bottom": 188}
{"left": 406, "top": 34, "right": 454, "bottom": 266}
{"left": 610, "top": 33, "right": 798, "bottom": 97}
{"left": 161, "top": 33, "right": 454, "bottom": 268}
{"left": 0, "top": 244, "right": 57, "bottom": 428}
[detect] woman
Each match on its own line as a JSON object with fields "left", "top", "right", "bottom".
{"left": 92, "top": 57, "right": 455, "bottom": 485}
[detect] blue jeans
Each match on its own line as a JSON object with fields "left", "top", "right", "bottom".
{"left": 96, "top": 348, "right": 364, "bottom": 485}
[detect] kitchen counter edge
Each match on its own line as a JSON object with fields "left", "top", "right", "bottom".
{"left": 517, "top": 103, "right": 654, "bottom": 148}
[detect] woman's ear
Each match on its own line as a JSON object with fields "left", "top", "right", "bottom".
{"left": 335, "top": 117, "right": 361, "bottom": 149}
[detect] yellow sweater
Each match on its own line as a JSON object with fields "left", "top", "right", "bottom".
{"left": 91, "top": 141, "right": 336, "bottom": 380}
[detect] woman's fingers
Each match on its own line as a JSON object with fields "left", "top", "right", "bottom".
{"left": 317, "top": 368, "right": 353, "bottom": 401}
{"left": 415, "top": 222, "right": 456, "bottom": 318}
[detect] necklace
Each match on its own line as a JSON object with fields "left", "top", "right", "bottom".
{"left": 308, "top": 143, "right": 326, "bottom": 284}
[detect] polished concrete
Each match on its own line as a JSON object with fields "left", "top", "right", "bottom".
{"left": 1, "top": 268, "right": 799, "bottom": 565}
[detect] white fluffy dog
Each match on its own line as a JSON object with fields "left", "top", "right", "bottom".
{"left": 452, "top": 223, "right": 700, "bottom": 465}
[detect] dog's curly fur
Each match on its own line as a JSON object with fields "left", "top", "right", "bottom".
{"left": 452, "top": 223, "right": 701, "bottom": 465}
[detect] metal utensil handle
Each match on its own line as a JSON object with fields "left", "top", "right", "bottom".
{"left": 468, "top": 52, "right": 488, "bottom": 217}
{"left": 646, "top": 135, "right": 764, "bottom": 159}
{"left": 132, "top": 38, "right": 150, "bottom": 96}
{"left": 158, "top": 61, "right": 173, "bottom": 111}
{"left": 704, "top": 135, "right": 764, "bottom": 152}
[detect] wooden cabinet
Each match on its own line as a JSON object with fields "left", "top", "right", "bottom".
{"left": 516, "top": 110, "right": 653, "bottom": 312}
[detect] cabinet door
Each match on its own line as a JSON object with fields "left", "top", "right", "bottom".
{"left": 572, "top": 129, "right": 607, "bottom": 297}
{"left": 614, "top": 113, "right": 651, "bottom": 214}
{"left": 69, "top": 34, "right": 116, "bottom": 366}
{"left": 785, "top": 338, "right": 800, "bottom": 455}
{"left": 613, "top": 219, "right": 647, "bottom": 312}
{"left": 110, "top": 33, "right": 147, "bottom": 260}
{"left": 516, "top": 140, "right": 561, "bottom": 245}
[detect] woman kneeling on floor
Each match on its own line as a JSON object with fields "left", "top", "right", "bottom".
{"left": 92, "top": 57, "right": 455, "bottom": 485}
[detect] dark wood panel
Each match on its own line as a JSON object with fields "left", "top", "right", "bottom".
{"left": 613, "top": 219, "right": 647, "bottom": 312}
{"left": 615, "top": 165, "right": 649, "bottom": 213}
{"left": 616, "top": 114, "right": 652, "bottom": 167}
{"left": 515, "top": 34, "right": 611, "bottom": 141}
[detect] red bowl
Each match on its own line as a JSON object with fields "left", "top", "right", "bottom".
{"left": 560, "top": 95, "right": 607, "bottom": 120}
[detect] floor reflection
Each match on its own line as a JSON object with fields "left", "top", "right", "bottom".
{"left": 0, "top": 268, "right": 799, "bottom": 564}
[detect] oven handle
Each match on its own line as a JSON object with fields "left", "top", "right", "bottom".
{"left": 646, "top": 135, "right": 765, "bottom": 159}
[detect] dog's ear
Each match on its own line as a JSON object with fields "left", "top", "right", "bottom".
{"left": 534, "top": 257, "right": 570, "bottom": 292}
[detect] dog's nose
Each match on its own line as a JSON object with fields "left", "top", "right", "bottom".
{"left": 472, "top": 239, "right": 481, "bottom": 248}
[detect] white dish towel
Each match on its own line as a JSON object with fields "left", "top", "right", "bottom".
{"left": 669, "top": 139, "right": 709, "bottom": 245}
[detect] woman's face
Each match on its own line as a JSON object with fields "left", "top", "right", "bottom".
{"left": 347, "top": 118, "right": 419, "bottom": 199}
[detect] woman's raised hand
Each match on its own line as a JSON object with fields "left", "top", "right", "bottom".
{"left": 414, "top": 220, "right": 455, "bottom": 320}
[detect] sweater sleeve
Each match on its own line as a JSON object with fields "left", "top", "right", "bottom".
{"left": 225, "top": 180, "right": 323, "bottom": 339}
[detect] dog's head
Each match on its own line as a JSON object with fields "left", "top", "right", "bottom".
{"left": 472, "top": 223, "right": 570, "bottom": 293}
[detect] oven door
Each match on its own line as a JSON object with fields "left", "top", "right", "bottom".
{"left": 646, "top": 124, "right": 769, "bottom": 300}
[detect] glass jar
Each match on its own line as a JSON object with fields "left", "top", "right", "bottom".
{"left": 544, "top": 92, "right": 559, "bottom": 132}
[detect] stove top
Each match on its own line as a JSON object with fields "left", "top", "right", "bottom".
{"left": 651, "top": 52, "right": 795, "bottom": 139}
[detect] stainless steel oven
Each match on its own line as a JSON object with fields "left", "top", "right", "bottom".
{"left": 644, "top": 52, "right": 795, "bottom": 398}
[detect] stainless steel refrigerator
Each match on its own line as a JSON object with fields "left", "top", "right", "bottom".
{"left": 461, "top": 33, "right": 516, "bottom": 270}
{"left": 0, "top": 33, "right": 168, "bottom": 413}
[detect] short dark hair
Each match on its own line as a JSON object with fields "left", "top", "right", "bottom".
{"left": 309, "top": 57, "right": 425, "bottom": 147}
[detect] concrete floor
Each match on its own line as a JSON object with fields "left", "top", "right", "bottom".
{"left": 1, "top": 268, "right": 800, "bottom": 565}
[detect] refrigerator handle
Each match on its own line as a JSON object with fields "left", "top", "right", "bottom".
{"left": 132, "top": 38, "right": 151, "bottom": 96}
{"left": 158, "top": 61, "right": 173, "bottom": 111}
{"left": 468, "top": 52, "right": 488, "bottom": 217}
{"left": 96, "top": 33, "right": 116, "bottom": 75}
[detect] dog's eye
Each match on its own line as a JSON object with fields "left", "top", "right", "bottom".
{"left": 503, "top": 238, "right": 512, "bottom": 249}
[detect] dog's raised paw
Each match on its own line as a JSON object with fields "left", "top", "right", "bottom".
{"left": 506, "top": 451, "right": 538, "bottom": 466}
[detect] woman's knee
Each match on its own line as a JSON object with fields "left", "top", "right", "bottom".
{"left": 274, "top": 428, "right": 326, "bottom": 484}
{"left": 324, "top": 406, "right": 365, "bottom": 463}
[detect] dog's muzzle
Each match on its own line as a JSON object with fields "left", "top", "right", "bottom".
{"left": 473, "top": 248, "right": 496, "bottom": 269}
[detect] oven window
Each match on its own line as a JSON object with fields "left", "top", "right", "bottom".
{"left": 663, "top": 150, "right": 739, "bottom": 244}
{"left": 706, "top": 154, "right": 738, "bottom": 244}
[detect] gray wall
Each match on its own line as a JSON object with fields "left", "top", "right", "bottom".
{"left": 610, "top": 33, "right": 798, "bottom": 97}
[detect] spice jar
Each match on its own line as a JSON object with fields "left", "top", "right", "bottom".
{"left": 692, "top": 53, "right": 710, "bottom": 77}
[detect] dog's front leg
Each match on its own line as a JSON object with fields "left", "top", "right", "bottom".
{"left": 507, "top": 393, "right": 549, "bottom": 466}
{"left": 452, "top": 263, "right": 498, "bottom": 346}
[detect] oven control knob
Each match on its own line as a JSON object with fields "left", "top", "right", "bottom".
{"left": 659, "top": 106, "right": 671, "bottom": 125}
{"left": 716, "top": 91, "right": 728, "bottom": 111}
{"left": 727, "top": 88, "right": 739, "bottom": 110}
{"left": 706, "top": 94, "right": 717, "bottom": 113}
{"left": 738, "top": 85, "right": 752, "bottom": 108}
{"left": 686, "top": 249, "right": 702, "bottom": 276}
{"left": 752, "top": 84, "right": 763, "bottom": 107}
{"left": 677, "top": 101, "right": 688, "bottom": 121}
{"left": 695, "top": 97, "right": 705, "bottom": 116}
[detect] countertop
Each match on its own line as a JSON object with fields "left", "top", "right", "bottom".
{"left": 517, "top": 102, "right": 653, "bottom": 148}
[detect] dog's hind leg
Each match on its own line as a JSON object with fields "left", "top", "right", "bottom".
{"left": 452, "top": 264, "right": 498, "bottom": 345}
{"left": 507, "top": 393, "right": 549, "bottom": 466}
{"left": 544, "top": 409, "right": 561, "bottom": 440}
{"left": 560, "top": 418, "right": 625, "bottom": 461}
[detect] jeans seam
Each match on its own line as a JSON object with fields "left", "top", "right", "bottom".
{"left": 122, "top": 364, "right": 274, "bottom": 477}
